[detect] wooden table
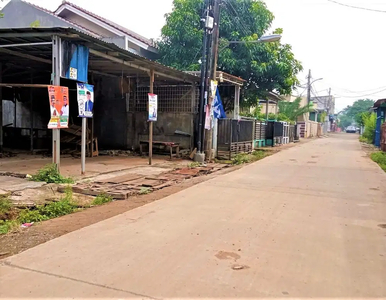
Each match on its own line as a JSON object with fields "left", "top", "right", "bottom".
{"left": 139, "top": 141, "right": 180, "bottom": 159}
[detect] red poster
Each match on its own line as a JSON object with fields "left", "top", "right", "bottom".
{"left": 47, "top": 86, "right": 69, "bottom": 129}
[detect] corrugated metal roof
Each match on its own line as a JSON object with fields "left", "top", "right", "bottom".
{"left": 186, "top": 71, "right": 245, "bottom": 86}
{"left": 0, "top": 27, "right": 199, "bottom": 83}
{"left": 374, "top": 99, "right": 386, "bottom": 108}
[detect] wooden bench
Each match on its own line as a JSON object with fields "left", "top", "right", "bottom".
{"left": 139, "top": 141, "right": 180, "bottom": 159}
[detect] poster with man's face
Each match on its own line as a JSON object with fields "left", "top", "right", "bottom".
{"left": 77, "top": 83, "right": 94, "bottom": 118}
{"left": 47, "top": 86, "right": 69, "bottom": 129}
{"left": 148, "top": 93, "right": 158, "bottom": 122}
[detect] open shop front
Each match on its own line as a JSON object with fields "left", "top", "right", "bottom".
{"left": 0, "top": 27, "right": 199, "bottom": 175}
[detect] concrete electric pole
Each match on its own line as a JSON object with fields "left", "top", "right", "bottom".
{"left": 195, "top": 0, "right": 214, "bottom": 163}
{"left": 203, "top": 0, "right": 221, "bottom": 161}
{"left": 307, "top": 69, "right": 312, "bottom": 104}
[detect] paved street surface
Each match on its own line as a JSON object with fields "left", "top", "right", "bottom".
{"left": 1, "top": 134, "right": 386, "bottom": 298}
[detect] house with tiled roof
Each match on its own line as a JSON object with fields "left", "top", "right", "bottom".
{"left": 0, "top": 0, "right": 158, "bottom": 59}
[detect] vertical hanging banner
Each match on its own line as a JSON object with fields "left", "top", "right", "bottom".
{"left": 61, "top": 41, "right": 89, "bottom": 83}
{"left": 77, "top": 83, "right": 94, "bottom": 118}
{"left": 205, "top": 104, "right": 212, "bottom": 130}
{"left": 47, "top": 85, "right": 69, "bottom": 129}
{"left": 148, "top": 93, "right": 158, "bottom": 121}
{"left": 213, "top": 89, "right": 227, "bottom": 119}
{"left": 210, "top": 80, "right": 218, "bottom": 99}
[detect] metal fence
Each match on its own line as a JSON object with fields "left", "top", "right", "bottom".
{"left": 132, "top": 85, "right": 199, "bottom": 113}
{"left": 217, "top": 119, "right": 254, "bottom": 159}
{"left": 289, "top": 125, "right": 295, "bottom": 143}
{"left": 254, "top": 121, "right": 267, "bottom": 141}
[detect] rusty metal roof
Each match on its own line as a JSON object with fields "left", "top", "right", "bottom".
{"left": 0, "top": 27, "right": 199, "bottom": 83}
{"left": 374, "top": 99, "right": 386, "bottom": 108}
{"left": 185, "top": 71, "right": 245, "bottom": 86}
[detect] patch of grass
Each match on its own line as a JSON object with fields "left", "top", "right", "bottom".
{"left": 214, "top": 158, "right": 233, "bottom": 164}
{"left": 232, "top": 151, "right": 269, "bottom": 165}
{"left": 92, "top": 193, "right": 113, "bottom": 206}
{"left": 18, "top": 186, "right": 77, "bottom": 224}
{"left": 0, "top": 195, "right": 12, "bottom": 217}
{"left": 359, "top": 136, "right": 372, "bottom": 144}
{"left": 252, "top": 150, "right": 269, "bottom": 160}
{"left": 1, "top": 187, "right": 80, "bottom": 234}
{"left": 371, "top": 151, "right": 386, "bottom": 172}
{"left": 30, "top": 164, "right": 74, "bottom": 184}
{"left": 17, "top": 209, "right": 49, "bottom": 224}
{"left": 188, "top": 162, "right": 201, "bottom": 168}
{"left": 139, "top": 187, "right": 152, "bottom": 195}
{"left": 232, "top": 153, "right": 252, "bottom": 165}
{"left": 0, "top": 220, "right": 19, "bottom": 235}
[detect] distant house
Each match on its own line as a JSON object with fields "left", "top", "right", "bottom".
{"left": 0, "top": 0, "right": 158, "bottom": 59}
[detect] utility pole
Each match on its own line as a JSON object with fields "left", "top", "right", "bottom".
{"left": 327, "top": 87, "right": 332, "bottom": 131}
{"left": 195, "top": 0, "right": 214, "bottom": 163}
{"left": 203, "top": 0, "right": 221, "bottom": 160}
{"left": 307, "top": 69, "right": 311, "bottom": 104}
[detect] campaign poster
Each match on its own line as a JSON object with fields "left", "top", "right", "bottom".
{"left": 148, "top": 93, "right": 158, "bottom": 122}
{"left": 77, "top": 83, "right": 94, "bottom": 118}
{"left": 47, "top": 85, "right": 69, "bottom": 129}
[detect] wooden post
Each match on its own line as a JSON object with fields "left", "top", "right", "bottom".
{"left": 52, "top": 36, "right": 61, "bottom": 171}
{"left": 30, "top": 73, "right": 34, "bottom": 153}
{"left": 149, "top": 69, "right": 154, "bottom": 165}
{"left": 91, "top": 117, "right": 94, "bottom": 157}
{"left": 0, "top": 63, "right": 3, "bottom": 153}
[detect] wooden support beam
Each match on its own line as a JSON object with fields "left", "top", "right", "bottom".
{"left": 0, "top": 48, "right": 51, "bottom": 64}
{"left": 89, "top": 49, "right": 196, "bottom": 83}
{"left": 0, "top": 83, "right": 50, "bottom": 88}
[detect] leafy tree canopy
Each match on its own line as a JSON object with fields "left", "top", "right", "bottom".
{"left": 339, "top": 99, "right": 374, "bottom": 127}
{"left": 278, "top": 97, "right": 313, "bottom": 122}
{"left": 157, "top": 0, "right": 303, "bottom": 107}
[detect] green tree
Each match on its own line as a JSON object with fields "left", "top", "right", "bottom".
{"left": 338, "top": 114, "right": 353, "bottom": 129}
{"left": 277, "top": 97, "right": 314, "bottom": 122}
{"left": 338, "top": 99, "right": 374, "bottom": 129}
{"left": 342, "top": 99, "right": 374, "bottom": 123}
{"left": 157, "top": 0, "right": 303, "bottom": 107}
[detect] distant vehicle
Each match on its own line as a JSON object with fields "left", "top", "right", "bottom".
{"left": 346, "top": 126, "right": 357, "bottom": 133}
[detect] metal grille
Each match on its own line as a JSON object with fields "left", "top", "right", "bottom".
{"left": 254, "top": 121, "right": 267, "bottom": 140}
{"left": 132, "top": 85, "right": 199, "bottom": 113}
{"left": 217, "top": 119, "right": 254, "bottom": 159}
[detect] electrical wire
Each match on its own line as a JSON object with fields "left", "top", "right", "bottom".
{"left": 223, "top": 0, "right": 251, "bottom": 37}
{"left": 334, "top": 87, "right": 386, "bottom": 98}
{"left": 330, "top": 85, "right": 386, "bottom": 94}
{"left": 326, "top": 0, "right": 386, "bottom": 13}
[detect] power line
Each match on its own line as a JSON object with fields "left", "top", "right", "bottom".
{"left": 331, "top": 85, "right": 386, "bottom": 94}
{"left": 326, "top": 0, "right": 386, "bottom": 13}
{"left": 334, "top": 87, "right": 386, "bottom": 98}
{"left": 223, "top": 0, "right": 251, "bottom": 37}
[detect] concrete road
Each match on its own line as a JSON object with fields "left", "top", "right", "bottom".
{"left": 1, "top": 134, "right": 386, "bottom": 298}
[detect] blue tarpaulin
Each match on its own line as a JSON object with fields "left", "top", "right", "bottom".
{"left": 61, "top": 41, "right": 89, "bottom": 83}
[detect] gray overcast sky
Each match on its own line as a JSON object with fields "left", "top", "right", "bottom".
{"left": 14, "top": 0, "right": 386, "bottom": 112}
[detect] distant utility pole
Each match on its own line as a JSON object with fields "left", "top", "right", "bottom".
{"left": 307, "top": 69, "right": 312, "bottom": 104}
{"left": 203, "top": 0, "right": 221, "bottom": 160}
{"left": 195, "top": 0, "right": 214, "bottom": 162}
{"left": 328, "top": 87, "right": 332, "bottom": 131}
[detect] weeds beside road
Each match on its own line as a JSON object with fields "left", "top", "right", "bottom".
{"left": 371, "top": 151, "right": 386, "bottom": 172}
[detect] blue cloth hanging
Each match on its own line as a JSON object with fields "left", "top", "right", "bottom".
{"left": 213, "top": 89, "right": 227, "bottom": 119}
